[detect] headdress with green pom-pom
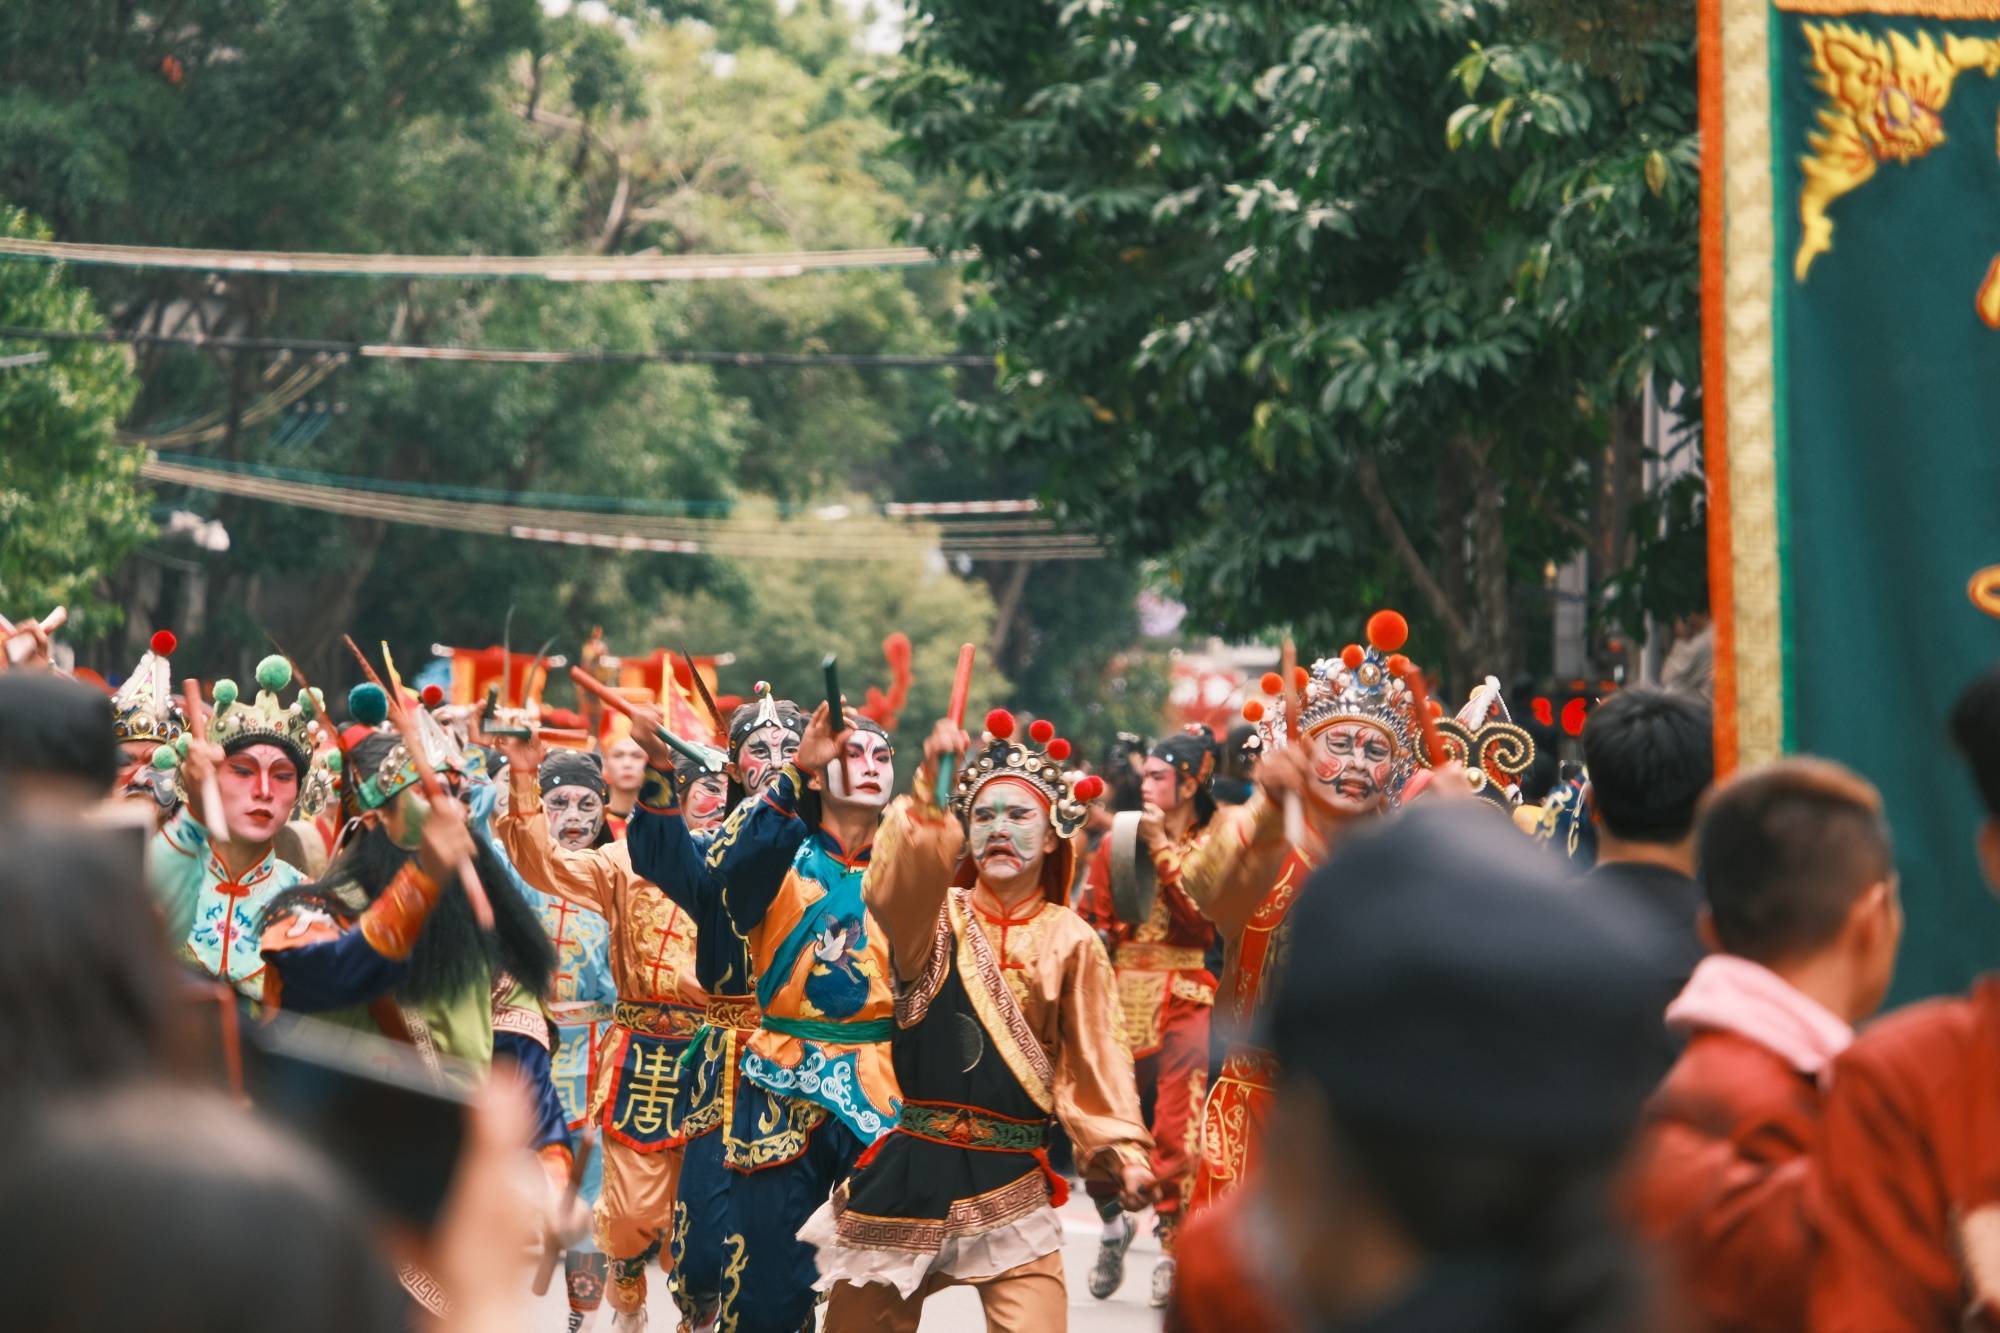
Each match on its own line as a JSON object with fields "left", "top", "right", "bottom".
{"left": 207, "top": 653, "right": 316, "bottom": 770}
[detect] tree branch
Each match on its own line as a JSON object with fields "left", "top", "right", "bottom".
{"left": 1353, "top": 453, "right": 1474, "bottom": 650}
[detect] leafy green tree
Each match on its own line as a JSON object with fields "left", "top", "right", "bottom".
{"left": 0, "top": 206, "right": 147, "bottom": 634}
{"left": 881, "top": 0, "right": 1700, "bottom": 687}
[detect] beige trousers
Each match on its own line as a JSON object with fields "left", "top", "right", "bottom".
{"left": 822, "top": 1249, "right": 1067, "bottom": 1333}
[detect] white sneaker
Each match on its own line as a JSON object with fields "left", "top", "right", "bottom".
{"left": 1150, "top": 1256, "right": 1176, "bottom": 1309}
{"left": 609, "top": 1310, "right": 646, "bottom": 1333}
{"left": 1088, "top": 1213, "right": 1137, "bottom": 1299}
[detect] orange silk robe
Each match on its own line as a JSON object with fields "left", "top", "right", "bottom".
{"left": 865, "top": 795, "right": 1152, "bottom": 1182}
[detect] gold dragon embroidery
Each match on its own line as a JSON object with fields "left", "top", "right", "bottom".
{"left": 1795, "top": 23, "right": 2000, "bottom": 294}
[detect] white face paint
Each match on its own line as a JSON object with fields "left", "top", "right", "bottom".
{"left": 737, "top": 723, "right": 800, "bottom": 795}
{"left": 967, "top": 777, "right": 1056, "bottom": 897}
{"left": 822, "top": 731, "right": 895, "bottom": 810}
{"left": 545, "top": 783, "right": 606, "bottom": 849}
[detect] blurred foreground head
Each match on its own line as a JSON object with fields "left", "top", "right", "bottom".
{"left": 0, "top": 671, "right": 120, "bottom": 819}
{"left": 0, "top": 1085, "right": 403, "bottom": 1333}
{"left": 1261, "top": 803, "right": 1666, "bottom": 1333}
{"left": 0, "top": 827, "right": 177, "bottom": 1121}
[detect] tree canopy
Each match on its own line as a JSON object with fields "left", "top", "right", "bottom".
{"left": 880, "top": 0, "right": 1701, "bottom": 687}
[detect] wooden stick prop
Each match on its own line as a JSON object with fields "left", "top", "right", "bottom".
{"left": 2, "top": 605, "right": 66, "bottom": 663}
{"left": 181, "top": 679, "right": 235, "bottom": 845}
{"left": 1280, "top": 639, "right": 1308, "bottom": 847}
{"left": 934, "top": 643, "right": 976, "bottom": 808}
{"left": 532, "top": 1127, "right": 598, "bottom": 1296}
{"left": 680, "top": 649, "right": 729, "bottom": 745}
{"left": 568, "top": 667, "right": 724, "bottom": 773}
{"left": 822, "top": 654, "right": 850, "bottom": 790}
{"left": 342, "top": 636, "right": 494, "bottom": 931}
{"left": 1398, "top": 665, "right": 1450, "bottom": 768}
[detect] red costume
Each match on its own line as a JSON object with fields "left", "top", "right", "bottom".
{"left": 1810, "top": 977, "right": 2000, "bottom": 1332}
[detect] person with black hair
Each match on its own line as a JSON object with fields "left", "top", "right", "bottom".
{"left": 628, "top": 697, "right": 898, "bottom": 1333}
{"left": 0, "top": 828, "right": 179, "bottom": 1125}
{"left": 0, "top": 669, "right": 121, "bottom": 820}
{"left": 256, "top": 730, "right": 557, "bottom": 1085}
{"left": 1079, "top": 726, "right": 1224, "bottom": 1304}
{"left": 491, "top": 733, "right": 704, "bottom": 1333}
{"left": 1580, "top": 687, "right": 1716, "bottom": 1039}
{"left": 1630, "top": 758, "right": 1898, "bottom": 1331}
{"left": 1177, "top": 803, "right": 1668, "bottom": 1333}
{"left": 1809, "top": 663, "right": 2000, "bottom": 1331}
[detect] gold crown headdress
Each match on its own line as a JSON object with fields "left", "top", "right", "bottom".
{"left": 110, "top": 629, "right": 187, "bottom": 748}
{"left": 1240, "top": 610, "right": 1429, "bottom": 803}
{"left": 948, "top": 709, "right": 1105, "bottom": 841}
{"left": 209, "top": 655, "right": 319, "bottom": 770}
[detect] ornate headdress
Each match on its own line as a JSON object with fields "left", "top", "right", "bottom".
{"left": 1241, "top": 611, "right": 1428, "bottom": 803}
{"left": 1437, "top": 676, "right": 1537, "bottom": 807}
{"left": 340, "top": 681, "right": 471, "bottom": 812}
{"left": 728, "top": 682, "right": 807, "bottom": 750}
{"left": 948, "top": 709, "right": 1105, "bottom": 842}
{"left": 110, "top": 629, "right": 187, "bottom": 749}
{"left": 209, "top": 655, "right": 318, "bottom": 771}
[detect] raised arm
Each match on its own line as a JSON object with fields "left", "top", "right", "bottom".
{"left": 709, "top": 762, "right": 812, "bottom": 936}
{"left": 1179, "top": 792, "right": 1288, "bottom": 940}
{"left": 625, "top": 764, "right": 726, "bottom": 915}
{"left": 490, "top": 764, "right": 622, "bottom": 917}
{"left": 864, "top": 795, "right": 964, "bottom": 983}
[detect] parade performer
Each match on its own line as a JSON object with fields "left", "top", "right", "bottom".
{"left": 619, "top": 686, "right": 804, "bottom": 1328}
{"left": 1079, "top": 726, "right": 1221, "bottom": 1304}
{"left": 257, "top": 729, "right": 559, "bottom": 1092}
{"left": 1180, "top": 613, "right": 1425, "bottom": 1213}
{"left": 491, "top": 737, "right": 705, "bottom": 1333}
{"left": 601, "top": 734, "right": 648, "bottom": 839}
{"left": 109, "top": 629, "right": 186, "bottom": 823}
{"left": 802, "top": 709, "right": 1153, "bottom": 1330}
{"left": 148, "top": 656, "right": 319, "bottom": 1003}
{"left": 471, "top": 746, "right": 622, "bottom": 1333}
{"left": 628, "top": 692, "right": 898, "bottom": 1333}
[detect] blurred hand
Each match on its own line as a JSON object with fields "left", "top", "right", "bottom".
{"left": 1118, "top": 1161, "right": 1160, "bottom": 1211}
{"left": 431, "top": 1078, "right": 542, "bottom": 1333}
{"left": 414, "top": 793, "right": 476, "bottom": 883}
{"left": 793, "top": 700, "right": 851, "bottom": 778}
{"left": 1405, "top": 759, "right": 1479, "bottom": 804}
{"left": 181, "top": 738, "right": 226, "bottom": 794}
{"left": 1138, "top": 802, "right": 1167, "bottom": 855}
{"left": 917, "top": 717, "right": 970, "bottom": 791}
{"left": 1253, "top": 743, "right": 1314, "bottom": 804}
{"left": 494, "top": 731, "right": 545, "bottom": 777}
{"left": 2, "top": 619, "right": 52, "bottom": 670}
{"left": 624, "top": 702, "right": 675, "bottom": 770}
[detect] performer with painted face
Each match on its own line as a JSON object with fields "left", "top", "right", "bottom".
{"left": 621, "top": 684, "right": 814, "bottom": 1329}
{"left": 802, "top": 708, "right": 1153, "bottom": 1329}
{"left": 1179, "top": 612, "right": 1426, "bottom": 1214}
{"left": 600, "top": 734, "right": 648, "bottom": 839}
{"left": 109, "top": 629, "right": 187, "bottom": 826}
{"left": 490, "top": 734, "right": 705, "bottom": 1333}
{"left": 147, "top": 656, "right": 319, "bottom": 1003}
{"left": 542, "top": 750, "right": 614, "bottom": 851}
{"left": 1078, "top": 726, "right": 1222, "bottom": 1305}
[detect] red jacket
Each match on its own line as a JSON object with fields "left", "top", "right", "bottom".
{"left": 1809, "top": 978, "right": 2000, "bottom": 1332}
{"left": 1627, "top": 1028, "right": 1821, "bottom": 1331}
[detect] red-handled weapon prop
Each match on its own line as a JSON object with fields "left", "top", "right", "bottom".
{"left": 568, "top": 667, "right": 725, "bottom": 773}
{"left": 934, "top": 643, "right": 976, "bottom": 808}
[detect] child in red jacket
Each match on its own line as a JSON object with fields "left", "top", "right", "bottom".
{"left": 1629, "top": 757, "right": 1900, "bottom": 1331}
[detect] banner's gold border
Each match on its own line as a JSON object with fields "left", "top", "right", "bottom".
{"left": 1718, "top": 0, "right": 1786, "bottom": 764}
{"left": 1774, "top": 0, "right": 2000, "bottom": 16}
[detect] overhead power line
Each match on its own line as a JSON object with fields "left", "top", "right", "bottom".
{"left": 0, "top": 325, "right": 991, "bottom": 372}
{"left": 0, "top": 237, "right": 963, "bottom": 282}
{"left": 138, "top": 457, "right": 1104, "bottom": 562}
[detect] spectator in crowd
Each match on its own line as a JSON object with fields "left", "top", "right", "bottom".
{"left": 0, "top": 671, "right": 120, "bottom": 821}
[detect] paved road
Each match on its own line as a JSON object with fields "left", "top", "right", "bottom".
{"left": 525, "top": 1192, "right": 1165, "bottom": 1331}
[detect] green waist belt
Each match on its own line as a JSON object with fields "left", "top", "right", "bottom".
{"left": 759, "top": 1014, "right": 895, "bottom": 1044}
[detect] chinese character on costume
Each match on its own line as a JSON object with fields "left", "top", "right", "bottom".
{"left": 1078, "top": 726, "right": 1221, "bottom": 1305}
{"left": 630, "top": 688, "right": 900, "bottom": 1333}
{"left": 801, "top": 708, "right": 1153, "bottom": 1331}
{"left": 490, "top": 742, "right": 705, "bottom": 1333}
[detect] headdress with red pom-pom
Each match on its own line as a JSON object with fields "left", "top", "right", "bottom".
{"left": 949, "top": 707, "right": 1096, "bottom": 841}
{"left": 1242, "top": 610, "right": 1429, "bottom": 804}
{"left": 111, "top": 627, "right": 188, "bottom": 748}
